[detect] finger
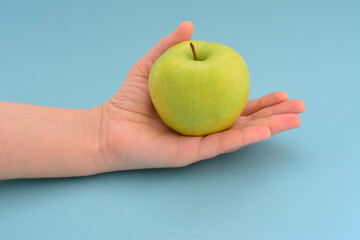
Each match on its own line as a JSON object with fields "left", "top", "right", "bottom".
{"left": 241, "top": 113, "right": 302, "bottom": 135}
{"left": 179, "top": 126, "right": 271, "bottom": 166}
{"left": 128, "top": 21, "right": 194, "bottom": 79}
{"left": 249, "top": 99, "right": 305, "bottom": 120}
{"left": 176, "top": 114, "right": 301, "bottom": 167}
{"left": 241, "top": 92, "right": 288, "bottom": 116}
{"left": 143, "top": 21, "right": 194, "bottom": 64}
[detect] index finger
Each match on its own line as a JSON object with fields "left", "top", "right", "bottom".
{"left": 241, "top": 92, "right": 288, "bottom": 116}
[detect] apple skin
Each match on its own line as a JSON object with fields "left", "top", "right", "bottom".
{"left": 149, "top": 40, "right": 250, "bottom": 136}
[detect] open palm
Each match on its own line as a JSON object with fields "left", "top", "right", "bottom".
{"left": 99, "top": 21, "right": 305, "bottom": 172}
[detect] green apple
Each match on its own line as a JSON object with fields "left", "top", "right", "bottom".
{"left": 149, "top": 40, "right": 250, "bottom": 136}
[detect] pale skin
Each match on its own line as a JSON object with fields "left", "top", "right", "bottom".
{"left": 0, "top": 21, "right": 305, "bottom": 179}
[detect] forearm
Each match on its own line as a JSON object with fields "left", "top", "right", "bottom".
{"left": 0, "top": 101, "right": 103, "bottom": 179}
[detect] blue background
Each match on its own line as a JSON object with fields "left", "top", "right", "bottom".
{"left": 1, "top": 0, "right": 359, "bottom": 239}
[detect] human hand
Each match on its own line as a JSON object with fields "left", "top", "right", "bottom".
{"left": 98, "top": 21, "right": 305, "bottom": 172}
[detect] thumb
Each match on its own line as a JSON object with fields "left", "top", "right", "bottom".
{"left": 127, "top": 21, "right": 194, "bottom": 78}
{"left": 144, "top": 21, "right": 194, "bottom": 64}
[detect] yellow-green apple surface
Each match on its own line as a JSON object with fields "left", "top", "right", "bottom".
{"left": 149, "top": 40, "right": 250, "bottom": 136}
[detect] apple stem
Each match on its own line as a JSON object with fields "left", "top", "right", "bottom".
{"left": 190, "top": 42, "right": 198, "bottom": 61}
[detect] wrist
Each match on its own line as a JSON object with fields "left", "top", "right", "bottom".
{"left": 81, "top": 105, "right": 107, "bottom": 176}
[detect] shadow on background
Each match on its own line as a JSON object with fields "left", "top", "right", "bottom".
{"left": 0, "top": 138, "right": 301, "bottom": 207}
